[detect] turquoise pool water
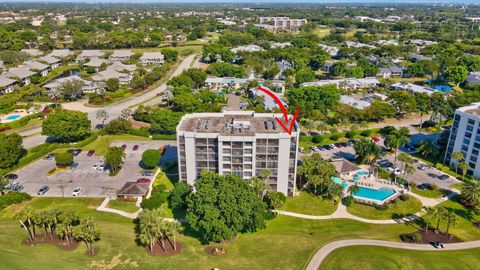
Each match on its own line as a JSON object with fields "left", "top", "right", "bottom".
{"left": 353, "top": 187, "right": 396, "bottom": 201}
{"left": 351, "top": 177, "right": 360, "bottom": 181}
{"left": 356, "top": 171, "right": 368, "bottom": 176}
{"left": 434, "top": 85, "right": 452, "bottom": 93}
{"left": 331, "top": 176, "right": 348, "bottom": 189}
{"left": 5, "top": 114, "right": 20, "bottom": 121}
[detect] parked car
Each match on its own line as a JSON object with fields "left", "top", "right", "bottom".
{"left": 12, "top": 184, "right": 24, "bottom": 192}
{"left": 72, "top": 187, "right": 83, "bottom": 196}
{"left": 87, "top": 150, "right": 96, "bottom": 157}
{"left": 121, "top": 144, "right": 127, "bottom": 151}
{"left": 70, "top": 162, "right": 79, "bottom": 170}
{"left": 418, "top": 164, "right": 428, "bottom": 171}
{"left": 417, "top": 183, "right": 432, "bottom": 190}
{"left": 97, "top": 163, "right": 105, "bottom": 170}
{"left": 372, "top": 137, "right": 381, "bottom": 143}
{"left": 5, "top": 174, "right": 18, "bottom": 180}
{"left": 438, "top": 174, "right": 450, "bottom": 180}
{"left": 136, "top": 178, "right": 151, "bottom": 184}
{"left": 142, "top": 170, "right": 154, "bottom": 177}
{"left": 43, "top": 153, "right": 56, "bottom": 160}
{"left": 92, "top": 163, "right": 100, "bottom": 169}
{"left": 37, "top": 185, "right": 49, "bottom": 195}
{"left": 329, "top": 144, "right": 337, "bottom": 149}
{"left": 133, "top": 145, "right": 139, "bottom": 151}
{"left": 298, "top": 147, "right": 304, "bottom": 153}
{"left": 334, "top": 143, "right": 342, "bottom": 148}
{"left": 68, "top": 149, "right": 82, "bottom": 156}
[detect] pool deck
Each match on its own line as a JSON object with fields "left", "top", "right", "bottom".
{"left": 0, "top": 110, "right": 28, "bottom": 123}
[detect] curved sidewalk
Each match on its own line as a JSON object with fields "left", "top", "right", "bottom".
{"left": 306, "top": 239, "right": 480, "bottom": 270}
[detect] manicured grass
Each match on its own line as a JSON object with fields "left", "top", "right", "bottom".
{"left": 106, "top": 200, "right": 139, "bottom": 214}
{"left": 155, "top": 171, "right": 174, "bottom": 191}
{"left": 82, "top": 135, "right": 152, "bottom": 156}
{"left": 431, "top": 198, "right": 480, "bottom": 241}
{"left": 451, "top": 182, "right": 464, "bottom": 190}
{"left": 0, "top": 197, "right": 420, "bottom": 270}
{"left": 320, "top": 245, "right": 480, "bottom": 270}
{"left": 411, "top": 187, "right": 450, "bottom": 199}
{"left": 284, "top": 192, "right": 338, "bottom": 216}
{"left": 347, "top": 196, "right": 423, "bottom": 220}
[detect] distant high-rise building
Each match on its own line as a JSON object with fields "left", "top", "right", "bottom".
{"left": 176, "top": 111, "right": 299, "bottom": 196}
{"left": 256, "top": 17, "right": 307, "bottom": 32}
{"left": 445, "top": 102, "right": 480, "bottom": 178}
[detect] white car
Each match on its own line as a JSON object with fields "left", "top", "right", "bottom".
{"left": 97, "top": 163, "right": 105, "bottom": 170}
{"left": 92, "top": 163, "right": 100, "bottom": 169}
{"left": 72, "top": 187, "right": 82, "bottom": 196}
{"left": 329, "top": 144, "right": 337, "bottom": 149}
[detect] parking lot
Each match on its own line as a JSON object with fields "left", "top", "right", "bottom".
{"left": 12, "top": 141, "right": 177, "bottom": 197}
{"left": 303, "top": 139, "right": 460, "bottom": 190}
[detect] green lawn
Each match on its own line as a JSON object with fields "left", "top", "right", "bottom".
{"left": 347, "top": 196, "right": 423, "bottom": 220}
{"left": 155, "top": 171, "right": 175, "bottom": 191}
{"left": 106, "top": 200, "right": 139, "bottom": 214}
{"left": 0, "top": 197, "right": 420, "bottom": 270}
{"left": 320, "top": 246, "right": 480, "bottom": 270}
{"left": 284, "top": 192, "right": 338, "bottom": 216}
{"left": 431, "top": 198, "right": 480, "bottom": 241}
{"left": 82, "top": 135, "right": 152, "bottom": 156}
{"left": 411, "top": 187, "right": 450, "bottom": 199}
{"left": 451, "top": 182, "right": 464, "bottom": 190}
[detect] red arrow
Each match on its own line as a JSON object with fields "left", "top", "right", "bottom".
{"left": 256, "top": 86, "right": 300, "bottom": 135}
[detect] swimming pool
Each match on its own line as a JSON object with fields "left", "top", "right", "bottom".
{"left": 331, "top": 176, "right": 348, "bottom": 189}
{"left": 434, "top": 85, "right": 452, "bottom": 93}
{"left": 353, "top": 187, "right": 396, "bottom": 201}
{"left": 356, "top": 171, "right": 368, "bottom": 176}
{"left": 351, "top": 176, "right": 360, "bottom": 181}
{"left": 5, "top": 114, "right": 21, "bottom": 121}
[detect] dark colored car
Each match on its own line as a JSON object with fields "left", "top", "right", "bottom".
{"left": 121, "top": 144, "right": 127, "bottom": 151}
{"left": 11, "top": 183, "right": 24, "bottom": 192}
{"left": 87, "top": 150, "right": 96, "bottom": 157}
{"left": 5, "top": 174, "right": 18, "bottom": 180}
{"left": 136, "top": 178, "right": 151, "bottom": 184}
{"left": 334, "top": 143, "right": 342, "bottom": 148}
{"left": 44, "top": 153, "right": 57, "bottom": 160}
{"left": 37, "top": 185, "right": 49, "bottom": 195}
{"left": 133, "top": 145, "right": 139, "bottom": 151}
{"left": 438, "top": 174, "right": 450, "bottom": 180}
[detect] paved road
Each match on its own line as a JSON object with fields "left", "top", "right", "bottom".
{"left": 306, "top": 239, "right": 480, "bottom": 270}
{"left": 311, "top": 138, "right": 459, "bottom": 190}
{"left": 18, "top": 54, "right": 196, "bottom": 149}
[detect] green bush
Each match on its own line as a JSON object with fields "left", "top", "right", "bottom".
{"left": 312, "top": 135, "right": 324, "bottom": 144}
{"left": 344, "top": 196, "right": 354, "bottom": 206}
{"left": 0, "top": 192, "right": 31, "bottom": 210}
{"left": 330, "top": 133, "right": 342, "bottom": 141}
{"left": 104, "top": 119, "right": 132, "bottom": 135}
{"left": 263, "top": 191, "right": 287, "bottom": 210}
{"left": 378, "top": 126, "right": 396, "bottom": 136}
{"left": 375, "top": 204, "right": 389, "bottom": 211}
{"left": 141, "top": 149, "right": 161, "bottom": 169}
{"left": 128, "top": 128, "right": 150, "bottom": 137}
{"left": 141, "top": 189, "right": 169, "bottom": 210}
{"left": 299, "top": 135, "right": 312, "bottom": 143}
{"left": 345, "top": 130, "right": 359, "bottom": 139}
{"left": 55, "top": 152, "right": 74, "bottom": 167}
{"left": 361, "top": 129, "right": 372, "bottom": 136}
{"left": 399, "top": 194, "right": 410, "bottom": 201}
{"left": 168, "top": 182, "right": 192, "bottom": 211}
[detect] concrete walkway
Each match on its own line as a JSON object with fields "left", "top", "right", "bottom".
{"left": 277, "top": 190, "right": 459, "bottom": 224}
{"left": 306, "top": 239, "right": 480, "bottom": 270}
{"left": 96, "top": 197, "right": 142, "bottom": 219}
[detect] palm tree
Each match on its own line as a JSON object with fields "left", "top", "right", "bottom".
{"left": 417, "top": 140, "right": 438, "bottom": 157}
{"left": 359, "top": 121, "right": 369, "bottom": 130}
{"left": 45, "top": 209, "right": 61, "bottom": 240}
{"left": 353, "top": 138, "right": 384, "bottom": 165}
{"left": 460, "top": 180, "right": 480, "bottom": 207}
{"left": 56, "top": 210, "right": 78, "bottom": 246}
{"left": 384, "top": 127, "right": 410, "bottom": 168}
{"left": 105, "top": 146, "right": 126, "bottom": 173}
{"left": 422, "top": 207, "right": 435, "bottom": 232}
{"left": 315, "top": 121, "right": 328, "bottom": 135}
{"left": 138, "top": 209, "right": 163, "bottom": 252}
{"left": 17, "top": 207, "right": 36, "bottom": 242}
{"left": 348, "top": 184, "right": 359, "bottom": 197}
{"left": 0, "top": 175, "right": 8, "bottom": 195}
{"left": 451, "top": 152, "right": 464, "bottom": 174}
{"left": 72, "top": 217, "right": 100, "bottom": 256}
{"left": 445, "top": 211, "right": 459, "bottom": 234}
{"left": 167, "top": 221, "right": 183, "bottom": 251}
{"left": 398, "top": 153, "right": 414, "bottom": 180}
{"left": 432, "top": 207, "right": 447, "bottom": 231}
{"left": 458, "top": 162, "right": 469, "bottom": 181}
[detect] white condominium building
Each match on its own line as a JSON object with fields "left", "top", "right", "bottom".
{"left": 176, "top": 111, "right": 299, "bottom": 196}
{"left": 445, "top": 103, "right": 480, "bottom": 178}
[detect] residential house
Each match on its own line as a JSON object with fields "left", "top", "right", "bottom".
{"left": 340, "top": 95, "right": 371, "bottom": 110}
{"left": 302, "top": 77, "right": 380, "bottom": 90}
{"left": 0, "top": 75, "right": 17, "bottom": 93}
{"left": 409, "top": 53, "right": 434, "bottom": 62}
{"left": 323, "top": 61, "right": 335, "bottom": 73}
{"left": 271, "top": 42, "right": 292, "bottom": 49}
{"left": 318, "top": 44, "right": 339, "bottom": 57}
{"left": 365, "top": 55, "right": 380, "bottom": 65}
{"left": 83, "top": 58, "right": 110, "bottom": 72}
{"left": 377, "top": 65, "right": 406, "bottom": 79}
{"left": 5, "top": 67, "right": 35, "bottom": 85}
{"left": 39, "top": 55, "right": 62, "bottom": 69}
{"left": 76, "top": 50, "right": 105, "bottom": 62}
{"left": 249, "top": 87, "right": 287, "bottom": 111}
{"left": 346, "top": 41, "right": 377, "bottom": 49}
{"left": 22, "top": 60, "right": 50, "bottom": 77}
{"left": 44, "top": 75, "right": 103, "bottom": 96}
{"left": 205, "top": 77, "right": 248, "bottom": 92}
{"left": 21, "top": 49, "right": 43, "bottom": 57}
{"left": 377, "top": 40, "right": 399, "bottom": 46}
{"left": 140, "top": 52, "right": 165, "bottom": 66}
{"left": 391, "top": 82, "right": 437, "bottom": 95}
{"left": 466, "top": 72, "right": 480, "bottom": 86}
{"left": 109, "top": 50, "right": 134, "bottom": 62}
{"left": 274, "top": 59, "right": 293, "bottom": 79}
{"left": 231, "top": 45, "right": 264, "bottom": 54}
{"left": 49, "top": 49, "right": 74, "bottom": 59}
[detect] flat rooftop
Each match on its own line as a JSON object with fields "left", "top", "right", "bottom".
{"left": 178, "top": 112, "right": 297, "bottom": 136}
{"left": 458, "top": 102, "right": 480, "bottom": 116}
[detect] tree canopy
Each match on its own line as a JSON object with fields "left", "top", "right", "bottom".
{"left": 42, "top": 110, "right": 91, "bottom": 143}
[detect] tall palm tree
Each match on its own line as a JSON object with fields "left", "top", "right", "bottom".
{"left": 451, "top": 152, "right": 464, "bottom": 174}
{"left": 72, "top": 217, "right": 100, "bottom": 256}
{"left": 138, "top": 209, "right": 163, "bottom": 252}
{"left": 348, "top": 184, "right": 359, "bottom": 197}
{"left": 417, "top": 140, "right": 438, "bottom": 157}
{"left": 315, "top": 121, "right": 328, "bottom": 135}
{"left": 460, "top": 180, "right": 480, "bottom": 207}
{"left": 432, "top": 207, "right": 447, "bottom": 230}
{"left": 105, "top": 146, "right": 126, "bottom": 173}
{"left": 398, "top": 152, "right": 414, "bottom": 180}
{"left": 167, "top": 222, "right": 183, "bottom": 251}
{"left": 353, "top": 138, "right": 384, "bottom": 165}
{"left": 422, "top": 207, "right": 435, "bottom": 232}
{"left": 384, "top": 127, "right": 410, "bottom": 168}
{"left": 16, "top": 207, "right": 36, "bottom": 242}
{"left": 458, "top": 162, "right": 469, "bottom": 181}
{"left": 445, "top": 211, "right": 459, "bottom": 234}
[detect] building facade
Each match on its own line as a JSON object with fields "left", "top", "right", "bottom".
{"left": 445, "top": 103, "right": 480, "bottom": 178}
{"left": 177, "top": 111, "right": 299, "bottom": 196}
